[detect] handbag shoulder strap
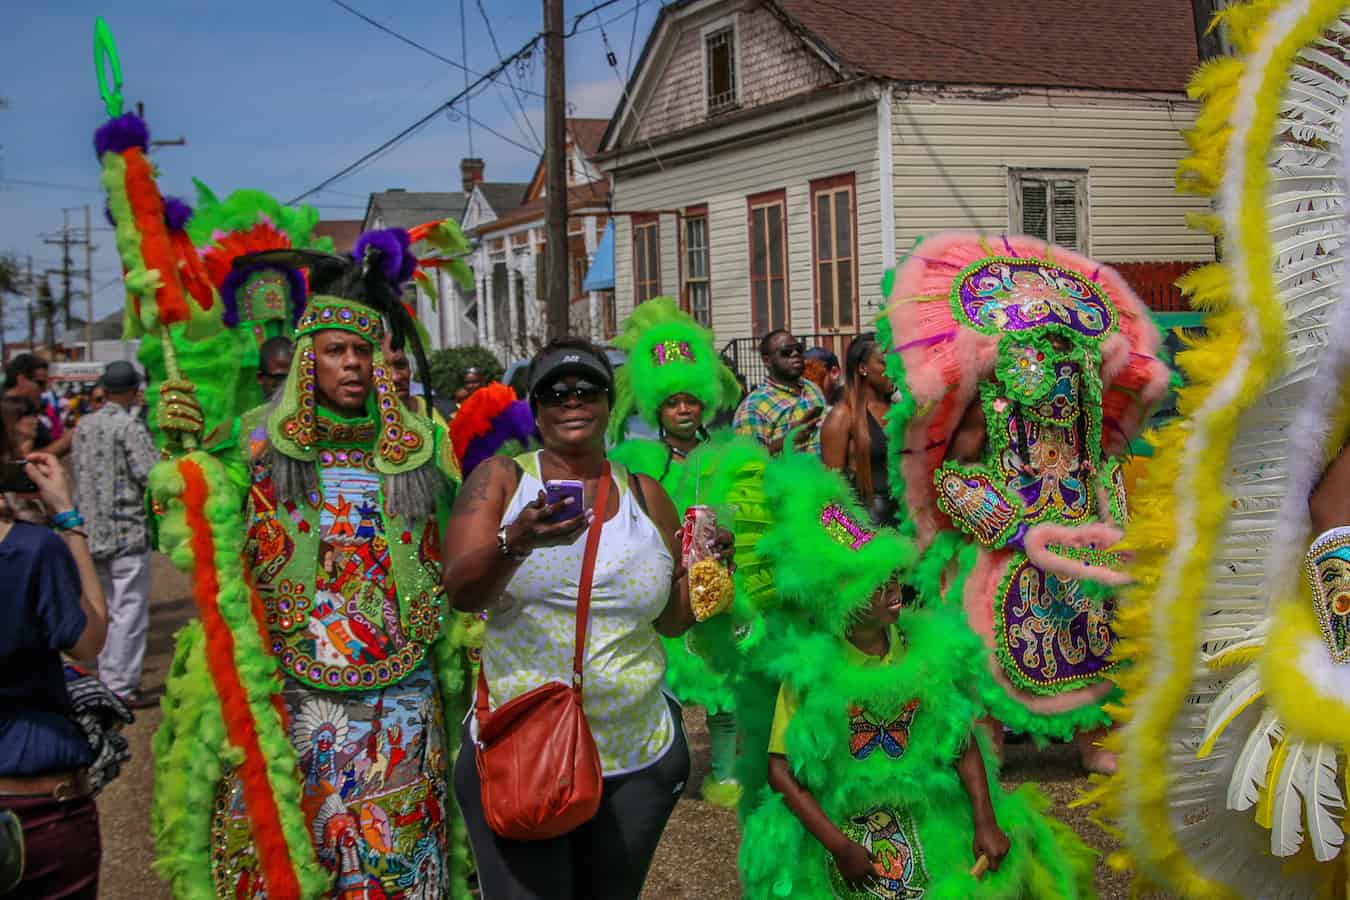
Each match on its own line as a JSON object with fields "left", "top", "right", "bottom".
{"left": 475, "top": 462, "right": 612, "bottom": 717}
{"left": 571, "top": 463, "right": 610, "bottom": 694}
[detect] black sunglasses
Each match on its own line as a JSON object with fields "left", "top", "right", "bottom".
{"left": 775, "top": 342, "right": 805, "bottom": 357}
{"left": 535, "top": 379, "right": 607, "bottom": 407}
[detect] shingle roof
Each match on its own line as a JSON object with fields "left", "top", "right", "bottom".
{"left": 312, "top": 219, "right": 362, "bottom": 254}
{"left": 364, "top": 191, "right": 466, "bottom": 231}
{"left": 475, "top": 180, "right": 610, "bottom": 236}
{"left": 775, "top": 0, "right": 1199, "bottom": 93}
{"left": 475, "top": 182, "right": 530, "bottom": 217}
{"left": 567, "top": 118, "right": 610, "bottom": 158}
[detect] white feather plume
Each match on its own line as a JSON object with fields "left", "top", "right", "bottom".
{"left": 1199, "top": 665, "right": 1265, "bottom": 756}
{"left": 1271, "top": 737, "right": 1309, "bottom": 857}
{"left": 1229, "top": 708, "right": 1284, "bottom": 812}
{"left": 1302, "top": 742, "right": 1347, "bottom": 862}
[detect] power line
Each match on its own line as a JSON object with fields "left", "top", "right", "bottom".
{"left": 285, "top": 33, "right": 543, "bottom": 205}
{"left": 449, "top": 107, "right": 541, "bottom": 155}
{"left": 565, "top": 0, "right": 631, "bottom": 36}
{"left": 477, "top": 0, "right": 543, "bottom": 151}
{"left": 0, "top": 178, "right": 103, "bottom": 194}
{"left": 296, "top": 0, "right": 643, "bottom": 205}
{"left": 461, "top": 0, "right": 474, "bottom": 157}
{"left": 625, "top": 0, "right": 642, "bottom": 81}
{"left": 328, "top": 0, "right": 547, "bottom": 99}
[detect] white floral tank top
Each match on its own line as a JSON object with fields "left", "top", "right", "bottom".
{"left": 483, "top": 452, "right": 675, "bottom": 775}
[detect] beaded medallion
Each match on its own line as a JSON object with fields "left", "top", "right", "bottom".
{"left": 951, "top": 257, "right": 1116, "bottom": 339}
{"left": 995, "top": 554, "right": 1119, "bottom": 694}
{"left": 1307, "top": 527, "right": 1350, "bottom": 663}
{"left": 828, "top": 806, "right": 929, "bottom": 900}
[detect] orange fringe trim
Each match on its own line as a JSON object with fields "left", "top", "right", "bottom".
{"left": 123, "top": 148, "right": 190, "bottom": 325}
{"left": 179, "top": 458, "right": 299, "bottom": 898}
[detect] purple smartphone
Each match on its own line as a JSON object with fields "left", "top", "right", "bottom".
{"left": 542, "top": 479, "right": 585, "bottom": 524}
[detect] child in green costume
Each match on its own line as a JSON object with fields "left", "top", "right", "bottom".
{"left": 607, "top": 296, "right": 745, "bottom": 806}
{"left": 740, "top": 453, "right": 1096, "bottom": 899}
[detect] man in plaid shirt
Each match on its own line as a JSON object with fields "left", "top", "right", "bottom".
{"left": 733, "top": 330, "right": 826, "bottom": 456}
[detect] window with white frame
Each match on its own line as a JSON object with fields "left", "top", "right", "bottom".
{"left": 705, "top": 25, "right": 737, "bottom": 115}
{"left": 633, "top": 216, "right": 661, "bottom": 303}
{"left": 1009, "top": 170, "right": 1088, "bottom": 252}
{"left": 684, "top": 211, "right": 711, "bottom": 326}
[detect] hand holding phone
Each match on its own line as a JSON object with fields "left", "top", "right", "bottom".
{"left": 542, "top": 479, "right": 585, "bottom": 524}
{"left": 0, "top": 461, "right": 37, "bottom": 494}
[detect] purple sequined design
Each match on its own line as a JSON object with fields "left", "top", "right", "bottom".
{"left": 997, "top": 557, "right": 1117, "bottom": 694}
{"left": 954, "top": 259, "right": 1113, "bottom": 338}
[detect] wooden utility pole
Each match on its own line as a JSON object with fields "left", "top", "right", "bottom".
{"left": 84, "top": 205, "right": 95, "bottom": 358}
{"left": 544, "top": 0, "right": 569, "bottom": 340}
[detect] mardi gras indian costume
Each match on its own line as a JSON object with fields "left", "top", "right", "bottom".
{"left": 1087, "top": 2, "right": 1350, "bottom": 896}
{"left": 735, "top": 453, "right": 1096, "bottom": 900}
{"left": 879, "top": 234, "right": 1170, "bottom": 756}
{"left": 153, "top": 248, "right": 470, "bottom": 899}
{"left": 606, "top": 297, "right": 745, "bottom": 806}
{"left": 88, "top": 22, "right": 470, "bottom": 897}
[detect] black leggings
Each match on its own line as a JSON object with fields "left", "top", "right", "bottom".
{"left": 454, "top": 697, "right": 691, "bottom": 900}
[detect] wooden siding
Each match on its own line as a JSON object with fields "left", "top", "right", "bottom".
{"left": 614, "top": 108, "right": 882, "bottom": 344}
{"left": 632, "top": 4, "right": 836, "bottom": 144}
{"left": 890, "top": 92, "right": 1215, "bottom": 262}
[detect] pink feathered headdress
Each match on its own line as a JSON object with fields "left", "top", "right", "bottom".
{"left": 885, "top": 232, "right": 1169, "bottom": 549}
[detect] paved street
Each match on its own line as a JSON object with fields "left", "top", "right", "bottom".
{"left": 96, "top": 555, "right": 1146, "bottom": 900}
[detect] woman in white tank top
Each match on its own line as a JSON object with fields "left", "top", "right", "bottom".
{"left": 442, "top": 339, "right": 733, "bottom": 900}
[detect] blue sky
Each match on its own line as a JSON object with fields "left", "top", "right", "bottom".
{"left": 0, "top": 0, "right": 661, "bottom": 342}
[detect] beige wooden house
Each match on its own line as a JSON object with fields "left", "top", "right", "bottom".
{"left": 596, "top": 0, "right": 1216, "bottom": 368}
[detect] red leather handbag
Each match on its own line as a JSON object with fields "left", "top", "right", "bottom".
{"left": 473, "top": 465, "right": 610, "bottom": 841}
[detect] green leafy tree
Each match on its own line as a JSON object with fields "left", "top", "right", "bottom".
{"left": 0, "top": 255, "right": 18, "bottom": 295}
{"left": 427, "top": 345, "right": 504, "bottom": 397}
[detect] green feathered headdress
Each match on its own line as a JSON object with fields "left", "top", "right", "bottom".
{"left": 607, "top": 296, "right": 740, "bottom": 442}
{"left": 755, "top": 453, "right": 919, "bottom": 637}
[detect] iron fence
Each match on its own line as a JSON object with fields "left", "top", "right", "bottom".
{"left": 719, "top": 332, "right": 860, "bottom": 389}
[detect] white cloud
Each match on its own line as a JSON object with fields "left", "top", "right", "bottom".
{"left": 566, "top": 77, "right": 624, "bottom": 120}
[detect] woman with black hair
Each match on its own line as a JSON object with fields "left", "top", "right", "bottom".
{"left": 821, "top": 333, "right": 899, "bottom": 526}
{"left": 444, "top": 335, "right": 732, "bottom": 900}
{"left": 0, "top": 413, "right": 108, "bottom": 898}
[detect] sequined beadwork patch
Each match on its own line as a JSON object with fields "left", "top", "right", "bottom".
{"left": 952, "top": 257, "right": 1116, "bottom": 338}
{"left": 995, "top": 555, "right": 1119, "bottom": 695}
{"left": 829, "top": 806, "right": 929, "bottom": 899}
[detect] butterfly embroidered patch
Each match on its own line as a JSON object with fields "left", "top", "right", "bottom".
{"left": 848, "top": 700, "right": 919, "bottom": 760}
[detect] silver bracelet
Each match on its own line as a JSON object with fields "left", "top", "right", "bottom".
{"left": 497, "top": 524, "right": 530, "bottom": 561}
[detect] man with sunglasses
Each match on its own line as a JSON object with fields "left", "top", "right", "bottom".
{"left": 733, "top": 329, "right": 827, "bottom": 456}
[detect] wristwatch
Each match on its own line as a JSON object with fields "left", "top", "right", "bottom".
{"left": 497, "top": 524, "right": 530, "bottom": 561}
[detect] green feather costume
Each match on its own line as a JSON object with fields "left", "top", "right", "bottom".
{"left": 738, "top": 453, "right": 1097, "bottom": 899}
{"left": 140, "top": 182, "right": 331, "bottom": 450}
{"left": 606, "top": 296, "right": 743, "bottom": 804}
{"left": 153, "top": 285, "right": 474, "bottom": 899}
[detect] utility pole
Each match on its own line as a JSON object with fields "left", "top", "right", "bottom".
{"left": 544, "top": 0, "right": 569, "bottom": 340}
{"left": 36, "top": 280, "right": 55, "bottom": 355}
{"left": 25, "top": 256, "right": 35, "bottom": 352}
{"left": 84, "top": 205, "right": 95, "bottom": 359}
{"left": 40, "top": 208, "right": 97, "bottom": 360}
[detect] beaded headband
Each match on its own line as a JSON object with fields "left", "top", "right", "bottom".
{"left": 296, "top": 295, "right": 384, "bottom": 344}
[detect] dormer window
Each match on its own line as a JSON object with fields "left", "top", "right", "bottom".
{"left": 705, "top": 25, "right": 737, "bottom": 115}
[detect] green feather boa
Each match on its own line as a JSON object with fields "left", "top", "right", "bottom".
{"left": 739, "top": 607, "right": 1097, "bottom": 899}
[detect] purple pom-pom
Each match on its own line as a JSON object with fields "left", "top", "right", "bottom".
{"left": 352, "top": 228, "right": 415, "bottom": 286}
{"left": 163, "top": 197, "right": 193, "bottom": 233}
{"left": 93, "top": 113, "right": 149, "bottom": 157}
{"left": 462, "top": 401, "right": 538, "bottom": 476}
